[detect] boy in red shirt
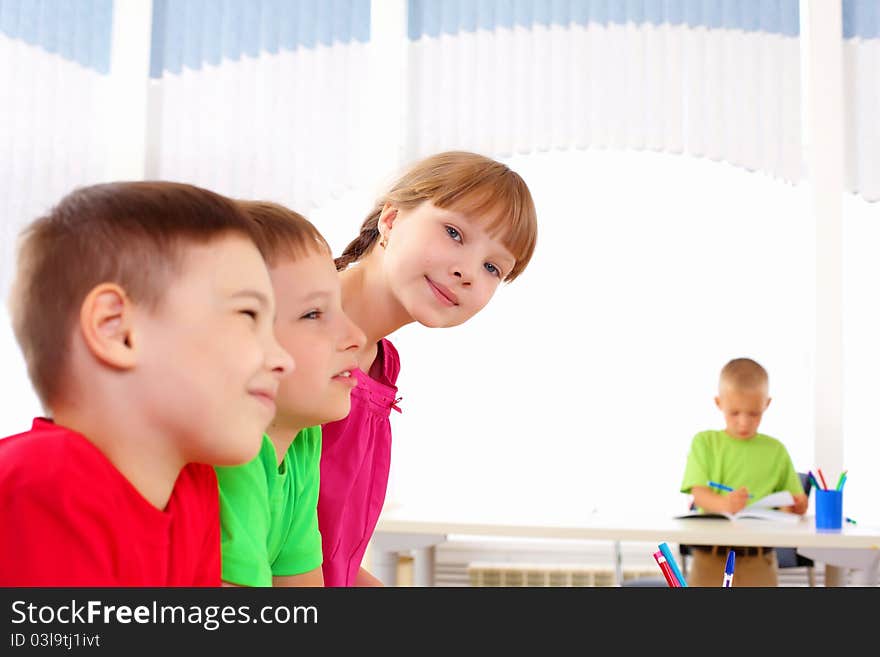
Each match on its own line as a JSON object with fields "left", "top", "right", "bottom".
{"left": 0, "top": 182, "right": 293, "bottom": 586}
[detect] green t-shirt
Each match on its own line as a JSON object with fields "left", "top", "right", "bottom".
{"left": 680, "top": 429, "right": 804, "bottom": 510}
{"left": 215, "top": 427, "right": 322, "bottom": 586}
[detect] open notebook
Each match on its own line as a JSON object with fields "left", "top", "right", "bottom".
{"left": 676, "top": 491, "right": 801, "bottom": 523}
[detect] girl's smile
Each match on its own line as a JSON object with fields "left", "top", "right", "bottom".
{"left": 425, "top": 276, "right": 459, "bottom": 306}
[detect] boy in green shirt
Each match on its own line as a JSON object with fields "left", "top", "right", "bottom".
{"left": 680, "top": 358, "right": 808, "bottom": 586}
{"left": 216, "top": 201, "right": 365, "bottom": 586}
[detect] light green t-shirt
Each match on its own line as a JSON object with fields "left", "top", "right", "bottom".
{"left": 215, "top": 427, "right": 322, "bottom": 586}
{"left": 680, "top": 429, "right": 804, "bottom": 510}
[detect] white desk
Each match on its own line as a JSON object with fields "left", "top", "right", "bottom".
{"left": 373, "top": 504, "right": 880, "bottom": 587}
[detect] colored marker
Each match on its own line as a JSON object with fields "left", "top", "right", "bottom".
{"left": 722, "top": 550, "right": 735, "bottom": 587}
{"left": 835, "top": 470, "right": 847, "bottom": 491}
{"left": 846, "top": 517, "right": 857, "bottom": 525}
{"left": 658, "top": 541, "right": 688, "bottom": 587}
{"left": 653, "top": 551, "right": 680, "bottom": 587}
{"left": 838, "top": 473, "right": 848, "bottom": 491}
{"left": 807, "top": 471, "right": 822, "bottom": 493}
{"left": 708, "top": 481, "right": 753, "bottom": 498}
{"left": 817, "top": 468, "right": 829, "bottom": 490}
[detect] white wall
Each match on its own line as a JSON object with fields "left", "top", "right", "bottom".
{"left": 313, "top": 147, "right": 879, "bottom": 524}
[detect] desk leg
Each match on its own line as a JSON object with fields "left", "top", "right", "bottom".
{"left": 412, "top": 547, "right": 437, "bottom": 587}
{"left": 850, "top": 565, "right": 878, "bottom": 586}
{"left": 370, "top": 544, "right": 399, "bottom": 586}
{"left": 824, "top": 564, "right": 847, "bottom": 587}
{"left": 370, "top": 532, "right": 446, "bottom": 587}
{"left": 613, "top": 541, "right": 623, "bottom": 586}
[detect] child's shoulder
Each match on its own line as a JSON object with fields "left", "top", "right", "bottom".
{"left": 0, "top": 418, "right": 108, "bottom": 495}
{"left": 691, "top": 429, "right": 725, "bottom": 443}
{"left": 380, "top": 338, "right": 401, "bottom": 382}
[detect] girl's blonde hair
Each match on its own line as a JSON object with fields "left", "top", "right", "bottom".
{"left": 335, "top": 151, "right": 537, "bottom": 281}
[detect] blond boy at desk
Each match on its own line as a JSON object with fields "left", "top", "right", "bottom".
{"left": 679, "top": 358, "right": 808, "bottom": 586}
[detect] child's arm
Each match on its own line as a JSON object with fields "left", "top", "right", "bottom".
{"left": 783, "top": 493, "right": 808, "bottom": 515}
{"left": 691, "top": 485, "right": 750, "bottom": 514}
{"left": 221, "top": 569, "right": 325, "bottom": 587}
{"left": 273, "top": 567, "right": 324, "bottom": 587}
{"left": 355, "top": 567, "right": 385, "bottom": 587}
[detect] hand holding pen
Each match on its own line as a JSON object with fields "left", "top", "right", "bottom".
{"left": 708, "top": 481, "right": 753, "bottom": 497}
{"left": 707, "top": 482, "right": 751, "bottom": 514}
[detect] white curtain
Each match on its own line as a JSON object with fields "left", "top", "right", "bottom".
{"left": 406, "top": 0, "right": 802, "bottom": 184}
{"left": 843, "top": 0, "right": 880, "bottom": 202}
{"left": 0, "top": 0, "right": 114, "bottom": 294}
{"left": 148, "top": 0, "right": 371, "bottom": 212}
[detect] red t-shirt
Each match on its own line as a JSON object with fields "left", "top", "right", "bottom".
{"left": 0, "top": 418, "right": 220, "bottom": 586}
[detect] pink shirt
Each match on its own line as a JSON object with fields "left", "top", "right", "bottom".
{"left": 319, "top": 339, "right": 400, "bottom": 586}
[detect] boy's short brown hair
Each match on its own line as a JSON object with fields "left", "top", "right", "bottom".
{"left": 9, "top": 181, "right": 259, "bottom": 409}
{"left": 719, "top": 358, "right": 769, "bottom": 391}
{"left": 236, "top": 200, "right": 331, "bottom": 267}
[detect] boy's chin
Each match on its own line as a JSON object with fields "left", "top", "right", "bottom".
{"left": 210, "top": 437, "right": 264, "bottom": 466}
{"left": 317, "top": 401, "right": 353, "bottom": 426}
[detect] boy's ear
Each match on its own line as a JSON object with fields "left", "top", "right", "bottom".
{"left": 714, "top": 396, "right": 722, "bottom": 410}
{"left": 764, "top": 397, "right": 772, "bottom": 410}
{"left": 79, "top": 283, "right": 137, "bottom": 370}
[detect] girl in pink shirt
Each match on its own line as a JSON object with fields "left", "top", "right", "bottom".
{"left": 319, "top": 151, "right": 538, "bottom": 586}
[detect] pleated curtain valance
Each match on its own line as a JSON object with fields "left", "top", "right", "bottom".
{"left": 1, "top": 0, "right": 876, "bottom": 266}
{"left": 843, "top": 0, "right": 880, "bottom": 202}
{"left": 0, "top": 0, "right": 114, "bottom": 293}
{"left": 148, "top": 0, "right": 371, "bottom": 212}
{"left": 406, "top": 0, "right": 803, "bottom": 185}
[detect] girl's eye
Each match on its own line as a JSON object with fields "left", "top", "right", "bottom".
{"left": 484, "top": 263, "right": 501, "bottom": 277}
{"left": 240, "top": 309, "right": 258, "bottom": 321}
{"left": 445, "top": 225, "right": 462, "bottom": 242}
{"left": 301, "top": 310, "right": 322, "bottom": 320}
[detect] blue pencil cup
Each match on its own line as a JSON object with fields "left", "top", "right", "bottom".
{"left": 815, "top": 489, "right": 843, "bottom": 532}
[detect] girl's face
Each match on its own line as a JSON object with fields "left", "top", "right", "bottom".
{"left": 379, "top": 200, "right": 517, "bottom": 328}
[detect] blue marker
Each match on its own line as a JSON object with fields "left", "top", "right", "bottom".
{"left": 708, "top": 481, "right": 753, "bottom": 498}
{"left": 722, "top": 550, "right": 735, "bottom": 587}
{"left": 658, "top": 541, "right": 688, "bottom": 587}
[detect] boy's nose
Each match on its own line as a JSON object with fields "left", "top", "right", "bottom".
{"left": 270, "top": 340, "right": 295, "bottom": 377}
{"left": 344, "top": 320, "right": 366, "bottom": 352}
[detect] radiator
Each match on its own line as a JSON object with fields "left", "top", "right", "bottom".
{"left": 467, "top": 562, "right": 660, "bottom": 587}
{"left": 416, "top": 537, "right": 824, "bottom": 587}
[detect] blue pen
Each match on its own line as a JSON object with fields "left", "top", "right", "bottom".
{"left": 708, "top": 481, "right": 753, "bottom": 498}
{"left": 658, "top": 541, "right": 688, "bottom": 587}
{"left": 722, "top": 550, "right": 735, "bottom": 587}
